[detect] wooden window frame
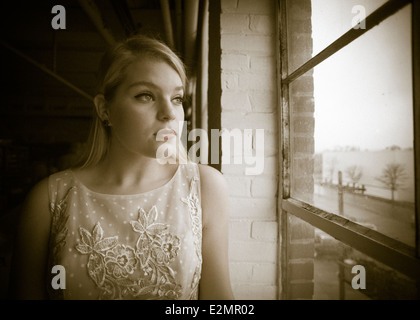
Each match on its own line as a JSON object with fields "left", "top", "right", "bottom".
{"left": 277, "top": 0, "right": 420, "bottom": 284}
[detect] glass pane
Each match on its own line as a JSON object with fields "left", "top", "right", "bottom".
{"left": 288, "top": 216, "right": 418, "bottom": 300}
{"left": 290, "top": 5, "right": 415, "bottom": 247}
{"left": 286, "top": 0, "right": 389, "bottom": 73}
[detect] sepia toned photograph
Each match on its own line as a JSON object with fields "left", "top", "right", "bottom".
{"left": 0, "top": 0, "right": 418, "bottom": 305}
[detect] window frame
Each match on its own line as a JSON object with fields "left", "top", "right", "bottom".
{"left": 277, "top": 0, "right": 420, "bottom": 293}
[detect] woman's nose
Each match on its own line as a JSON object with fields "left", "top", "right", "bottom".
{"left": 157, "top": 98, "right": 177, "bottom": 121}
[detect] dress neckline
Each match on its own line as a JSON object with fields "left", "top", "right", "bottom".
{"left": 68, "top": 165, "right": 181, "bottom": 198}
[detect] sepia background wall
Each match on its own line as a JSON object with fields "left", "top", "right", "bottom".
{"left": 219, "top": 0, "right": 279, "bottom": 299}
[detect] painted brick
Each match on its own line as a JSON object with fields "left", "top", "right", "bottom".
{"left": 229, "top": 197, "right": 276, "bottom": 219}
{"left": 221, "top": 34, "right": 274, "bottom": 53}
{"left": 249, "top": 55, "right": 275, "bottom": 74}
{"left": 221, "top": 53, "right": 250, "bottom": 71}
{"left": 221, "top": 161, "right": 249, "bottom": 175}
{"left": 221, "top": 0, "right": 239, "bottom": 12}
{"left": 229, "top": 241, "right": 277, "bottom": 262}
{"left": 221, "top": 91, "right": 252, "bottom": 112}
{"left": 260, "top": 155, "right": 278, "bottom": 176}
{"left": 242, "top": 156, "right": 269, "bottom": 176}
{"left": 222, "top": 155, "right": 277, "bottom": 177}
{"left": 229, "top": 220, "right": 252, "bottom": 241}
{"left": 251, "top": 175, "right": 278, "bottom": 198}
{"left": 262, "top": 130, "right": 279, "bottom": 157}
{"left": 238, "top": 71, "right": 276, "bottom": 91}
{"left": 221, "top": 13, "right": 249, "bottom": 34}
{"left": 236, "top": 0, "right": 275, "bottom": 15}
{"left": 219, "top": 128, "right": 277, "bottom": 160}
{"left": 230, "top": 262, "right": 277, "bottom": 285}
{"left": 248, "top": 91, "right": 277, "bottom": 112}
{"left": 229, "top": 262, "right": 253, "bottom": 282}
{"left": 225, "top": 175, "right": 252, "bottom": 197}
{"left": 222, "top": 72, "right": 239, "bottom": 90}
{"left": 232, "top": 284, "right": 277, "bottom": 300}
{"left": 249, "top": 15, "right": 274, "bottom": 35}
{"left": 221, "top": 111, "right": 277, "bottom": 131}
{"left": 251, "top": 221, "right": 278, "bottom": 241}
{"left": 252, "top": 263, "right": 277, "bottom": 283}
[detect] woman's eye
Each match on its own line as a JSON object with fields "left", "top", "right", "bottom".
{"left": 173, "top": 96, "right": 184, "bottom": 105}
{"left": 135, "top": 93, "right": 153, "bottom": 102}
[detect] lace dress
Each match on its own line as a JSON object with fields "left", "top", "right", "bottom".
{"left": 46, "top": 163, "right": 202, "bottom": 300}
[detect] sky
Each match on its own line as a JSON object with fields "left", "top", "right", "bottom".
{"left": 310, "top": 0, "right": 414, "bottom": 152}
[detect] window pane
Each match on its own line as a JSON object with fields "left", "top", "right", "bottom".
{"left": 286, "top": 0, "right": 389, "bottom": 73}
{"left": 290, "top": 5, "right": 415, "bottom": 246}
{"left": 289, "top": 217, "right": 419, "bottom": 300}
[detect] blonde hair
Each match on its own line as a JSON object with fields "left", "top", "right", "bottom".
{"left": 77, "top": 35, "right": 189, "bottom": 168}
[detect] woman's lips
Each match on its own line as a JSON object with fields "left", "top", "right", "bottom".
{"left": 155, "top": 128, "right": 177, "bottom": 141}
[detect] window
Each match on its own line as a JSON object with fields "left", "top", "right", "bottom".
{"left": 278, "top": 0, "right": 420, "bottom": 299}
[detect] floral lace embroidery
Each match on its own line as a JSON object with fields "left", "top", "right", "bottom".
{"left": 181, "top": 177, "right": 202, "bottom": 299}
{"left": 75, "top": 206, "right": 182, "bottom": 300}
{"left": 47, "top": 186, "right": 74, "bottom": 299}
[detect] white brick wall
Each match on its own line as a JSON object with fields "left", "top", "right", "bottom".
{"left": 220, "top": 0, "right": 279, "bottom": 300}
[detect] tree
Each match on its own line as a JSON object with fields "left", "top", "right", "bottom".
{"left": 375, "top": 163, "right": 408, "bottom": 201}
{"left": 386, "top": 145, "right": 401, "bottom": 151}
{"left": 345, "top": 165, "right": 363, "bottom": 186}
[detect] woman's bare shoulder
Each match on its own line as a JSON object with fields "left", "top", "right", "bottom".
{"left": 9, "top": 176, "right": 51, "bottom": 299}
{"left": 197, "top": 164, "right": 228, "bottom": 190}
{"left": 12, "top": 177, "right": 51, "bottom": 237}
{"left": 23, "top": 177, "right": 50, "bottom": 212}
{"left": 197, "top": 164, "right": 230, "bottom": 226}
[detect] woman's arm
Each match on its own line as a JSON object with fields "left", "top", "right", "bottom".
{"left": 198, "top": 164, "right": 235, "bottom": 300}
{"left": 8, "top": 178, "right": 51, "bottom": 299}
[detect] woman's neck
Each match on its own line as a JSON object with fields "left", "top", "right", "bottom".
{"left": 77, "top": 147, "right": 178, "bottom": 195}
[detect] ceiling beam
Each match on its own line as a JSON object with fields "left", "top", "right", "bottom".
{"left": 0, "top": 40, "right": 93, "bottom": 102}
{"left": 77, "top": 0, "right": 117, "bottom": 46}
{"left": 160, "top": 0, "right": 175, "bottom": 48}
{"left": 110, "top": 0, "right": 137, "bottom": 37}
{"left": 184, "top": 0, "right": 199, "bottom": 71}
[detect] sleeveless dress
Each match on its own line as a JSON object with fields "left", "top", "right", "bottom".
{"left": 46, "top": 163, "right": 202, "bottom": 300}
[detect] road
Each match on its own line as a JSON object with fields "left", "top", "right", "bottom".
{"left": 312, "top": 185, "right": 415, "bottom": 247}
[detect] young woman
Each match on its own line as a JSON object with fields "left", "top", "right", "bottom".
{"left": 9, "top": 35, "right": 234, "bottom": 300}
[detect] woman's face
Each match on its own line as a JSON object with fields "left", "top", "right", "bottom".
{"left": 107, "top": 57, "right": 185, "bottom": 159}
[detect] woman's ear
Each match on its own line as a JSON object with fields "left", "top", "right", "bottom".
{"left": 94, "top": 94, "right": 109, "bottom": 121}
